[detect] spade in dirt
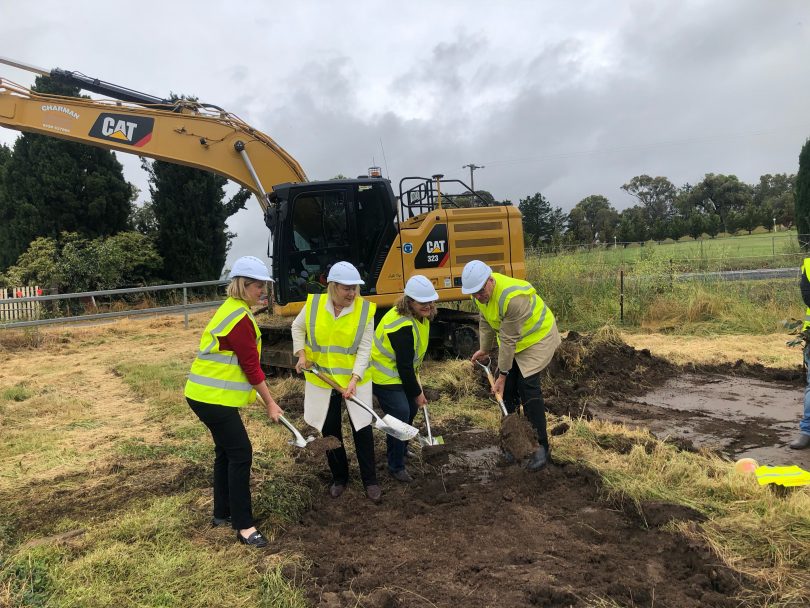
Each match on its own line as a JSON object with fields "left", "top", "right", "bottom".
{"left": 476, "top": 358, "right": 540, "bottom": 462}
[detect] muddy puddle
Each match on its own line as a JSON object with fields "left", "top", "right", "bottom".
{"left": 590, "top": 373, "right": 810, "bottom": 469}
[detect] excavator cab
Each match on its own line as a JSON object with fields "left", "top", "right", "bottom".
{"left": 268, "top": 177, "right": 398, "bottom": 305}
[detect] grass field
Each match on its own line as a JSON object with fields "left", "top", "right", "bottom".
{"left": 0, "top": 317, "right": 808, "bottom": 606}
{"left": 532, "top": 230, "right": 804, "bottom": 272}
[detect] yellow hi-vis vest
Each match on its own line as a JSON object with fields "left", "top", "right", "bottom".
{"left": 184, "top": 297, "right": 261, "bottom": 407}
{"left": 474, "top": 273, "right": 554, "bottom": 353}
{"left": 370, "top": 307, "right": 430, "bottom": 386}
{"left": 304, "top": 293, "right": 376, "bottom": 390}
{"left": 802, "top": 258, "right": 810, "bottom": 331}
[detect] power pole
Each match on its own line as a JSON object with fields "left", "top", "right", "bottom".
{"left": 462, "top": 163, "right": 485, "bottom": 199}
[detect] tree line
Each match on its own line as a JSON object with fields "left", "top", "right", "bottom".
{"left": 0, "top": 75, "right": 249, "bottom": 293}
{"left": 520, "top": 158, "right": 810, "bottom": 249}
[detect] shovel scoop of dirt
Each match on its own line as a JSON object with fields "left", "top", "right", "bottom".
{"left": 499, "top": 414, "right": 539, "bottom": 461}
{"left": 294, "top": 436, "right": 343, "bottom": 465}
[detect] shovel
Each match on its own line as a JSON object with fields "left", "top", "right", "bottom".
{"left": 418, "top": 405, "right": 444, "bottom": 446}
{"left": 278, "top": 415, "right": 315, "bottom": 448}
{"left": 304, "top": 366, "right": 419, "bottom": 441}
{"left": 476, "top": 358, "right": 509, "bottom": 417}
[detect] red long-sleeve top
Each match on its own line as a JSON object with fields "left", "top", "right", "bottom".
{"left": 217, "top": 316, "right": 266, "bottom": 386}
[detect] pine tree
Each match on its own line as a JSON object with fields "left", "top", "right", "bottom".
{"left": 796, "top": 139, "right": 810, "bottom": 248}
{"left": 144, "top": 159, "right": 250, "bottom": 282}
{"left": 0, "top": 76, "right": 132, "bottom": 269}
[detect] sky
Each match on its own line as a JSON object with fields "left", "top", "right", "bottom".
{"left": 2, "top": 0, "right": 810, "bottom": 272}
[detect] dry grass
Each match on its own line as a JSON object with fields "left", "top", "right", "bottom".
{"left": 622, "top": 332, "right": 798, "bottom": 368}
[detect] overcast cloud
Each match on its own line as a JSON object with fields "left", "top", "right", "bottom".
{"left": 2, "top": 0, "right": 809, "bottom": 271}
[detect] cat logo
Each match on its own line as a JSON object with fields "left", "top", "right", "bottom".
{"left": 425, "top": 240, "right": 446, "bottom": 254}
{"left": 89, "top": 113, "right": 154, "bottom": 147}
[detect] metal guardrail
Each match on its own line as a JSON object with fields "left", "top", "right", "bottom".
{"left": 0, "top": 279, "right": 228, "bottom": 330}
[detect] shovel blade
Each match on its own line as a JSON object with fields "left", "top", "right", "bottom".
{"left": 375, "top": 416, "right": 419, "bottom": 441}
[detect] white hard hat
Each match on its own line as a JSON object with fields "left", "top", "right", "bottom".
{"left": 327, "top": 261, "right": 365, "bottom": 285}
{"left": 404, "top": 275, "right": 438, "bottom": 303}
{"left": 461, "top": 260, "right": 492, "bottom": 294}
{"left": 229, "top": 256, "right": 272, "bottom": 281}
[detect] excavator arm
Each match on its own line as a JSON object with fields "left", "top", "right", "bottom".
{"left": 0, "top": 60, "right": 307, "bottom": 213}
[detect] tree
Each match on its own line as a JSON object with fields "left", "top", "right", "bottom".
{"left": 567, "top": 195, "right": 618, "bottom": 244}
{"left": 129, "top": 201, "right": 159, "bottom": 238}
{"left": 754, "top": 173, "right": 796, "bottom": 229}
{"left": 0, "top": 76, "right": 133, "bottom": 270}
{"left": 621, "top": 175, "right": 676, "bottom": 237}
{"left": 143, "top": 158, "right": 251, "bottom": 282}
{"left": 519, "top": 192, "right": 561, "bottom": 247}
{"left": 686, "top": 174, "right": 752, "bottom": 234}
{"left": 3, "top": 232, "right": 162, "bottom": 292}
{"left": 797, "top": 139, "right": 810, "bottom": 247}
{"left": 617, "top": 206, "right": 647, "bottom": 243}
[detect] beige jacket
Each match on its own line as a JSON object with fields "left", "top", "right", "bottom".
{"left": 479, "top": 294, "right": 561, "bottom": 377}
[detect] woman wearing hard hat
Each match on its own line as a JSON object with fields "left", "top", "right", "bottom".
{"left": 370, "top": 275, "right": 438, "bottom": 482}
{"left": 291, "top": 261, "right": 381, "bottom": 502}
{"left": 184, "top": 256, "right": 283, "bottom": 548}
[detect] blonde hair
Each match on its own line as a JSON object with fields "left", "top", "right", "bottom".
{"left": 395, "top": 295, "right": 437, "bottom": 321}
{"left": 227, "top": 277, "right": 260, "bottom": 301}
{"left": 327, "top": 281, "right": 358, "bottom": 303}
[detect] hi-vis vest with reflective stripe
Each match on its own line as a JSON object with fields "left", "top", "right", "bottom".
{"left": 304, "top": 293, "right": 375, "bottom": 390}
{"left": 474, "top": 273, "right": 554, "bottom": 353}
{"left": 184, "top": 297, "right": 261, "bottom": 407}
{"left": 802, "top": 258, "right": 810, "bottom": 331}
{"left": 371, "top": 307, "right": 430, "bottom": 386}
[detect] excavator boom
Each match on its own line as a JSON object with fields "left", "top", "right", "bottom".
{"left": 0, "top": 65, "right": 306, "bottom": 212}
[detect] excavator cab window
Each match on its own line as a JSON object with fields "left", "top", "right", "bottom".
{"left": 285, "top": 189, "right": 350, "bottom": 300}
{"left": 273, "top": 179, "right": 397, "bottom": 305}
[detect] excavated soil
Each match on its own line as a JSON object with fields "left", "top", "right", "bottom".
{"left": 271, "top": 332, "right": 808, "bottom": 606}
{"left": 274, "top": 428, "right": 740, "bottom": 608}
{"left": 500, "top": 413, "right": 539, "bottom": 460}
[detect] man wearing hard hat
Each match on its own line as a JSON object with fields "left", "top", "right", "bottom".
{"left": 463, "top": 260, "right": 561, "bottom": 471}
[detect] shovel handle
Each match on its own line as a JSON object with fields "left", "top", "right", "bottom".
{"left": 476, "top": 358, "right": 508, "bottom": 417}
{"left": 278, "top": 415, "right": 306, "bottom": 442}
{"left": 304, "top": 367, "right": 381, "bottom": 422}
{"left": 423, "top": 405, "right": 434, "bottom": 443}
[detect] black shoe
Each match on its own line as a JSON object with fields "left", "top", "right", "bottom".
{"left": 526, "top": 446, "right": 548, "bottom": 472}
{"left": 789, "top": 434, "right": 810, "bottom": 450}
{"left": 329, "top": 483, "right": 346, "bottom": 498}
{"left": 390, "top": 469, "right": 413, "bottom": 483}
{"left": 211, "top": 516, "right": 231, "bottom": 528}
{"left": 365, "top": 484, "right": 382, "bottom": 502}
{"left": 237, "top": 530, "right": 268, "bottom": 548}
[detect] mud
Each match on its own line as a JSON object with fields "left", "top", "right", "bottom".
{"left": 308, "top": 436, "right": 343, "bottom": 454}
{"left": 500, "top": 413, "right": 538, "bottom": 460}
{"left": 274, "top": 429, "right": 741, "bottom": 607}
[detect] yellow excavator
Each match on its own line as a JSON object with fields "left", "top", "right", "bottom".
{"left": 0, "top": 57, "right": 527, "bottom": 369}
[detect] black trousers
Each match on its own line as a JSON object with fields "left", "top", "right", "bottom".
{"left": 187, "top": 398, "right": 254, "bottom": 530}
{"left": 502, "top": 360, "right": 549, "bottom": 450}
{"left": 321, "top": 390, "right": 378, "bottom": 487}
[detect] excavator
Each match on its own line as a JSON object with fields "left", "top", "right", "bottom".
{"left": 0, "top": 57, "right": 527, "bottom": 369}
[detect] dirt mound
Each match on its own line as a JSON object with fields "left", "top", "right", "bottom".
{"left": 273, "top": 427, "right": 741, "bottom": 608}
{"left": 500, "top": 413, "right": 538, "bottom": 460}
{"left": 544, "top": 331, "right": 679, "bottom": 417}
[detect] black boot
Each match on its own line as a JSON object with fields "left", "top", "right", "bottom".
{"left": 789, "top": 434, "right": 810, "bottom": 450}
{"left": 526, "top": 446, "right": 548, "bottom": 472}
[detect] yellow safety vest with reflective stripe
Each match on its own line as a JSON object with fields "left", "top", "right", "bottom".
{"left": 802, "top": 258, "right": 810, "bottom": 331}
{"left": 184, "top": 297, "right": 261, "bottom": 407}
{"left": 474, "top": 272, "right": 554, "bottom": 352}
{"left": 304, "top": 293, "right": 376, "bottom": 390}
{"left": 371, "top": 307, "right": 430, "bottom": 386}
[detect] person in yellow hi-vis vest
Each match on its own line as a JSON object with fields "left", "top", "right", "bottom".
{"left": 185, "top": 256, "right": 283, "bottom": 549}
{"left": 291, "top": 261, "right": 381, "bottom": 502}
{"left": 791, "top": 257, "right": 810, "bottom": 449}
{"left": 371, "top": 275, "right": 438, "bottom": 483}
{"left": 463, "top": 260, "right": 562, "bottom": 471}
